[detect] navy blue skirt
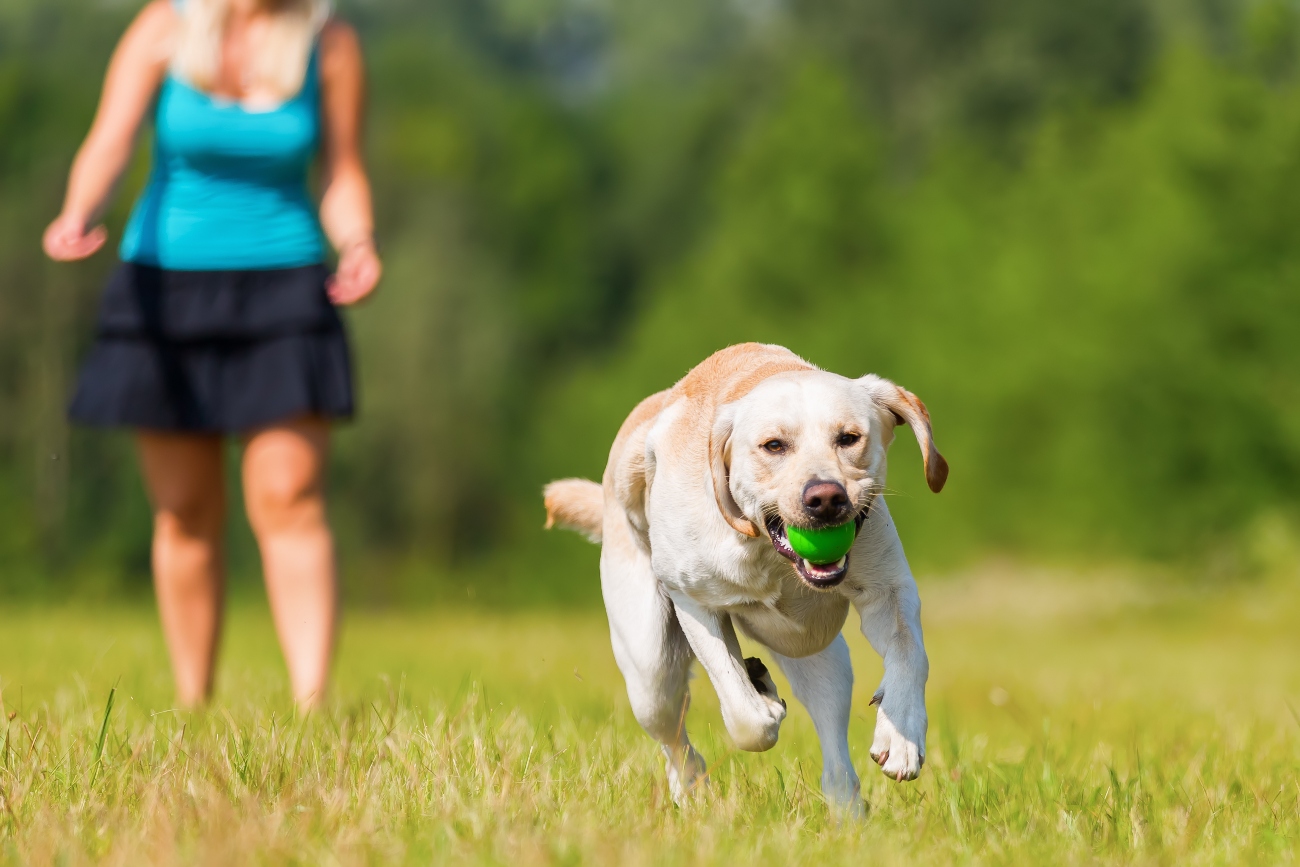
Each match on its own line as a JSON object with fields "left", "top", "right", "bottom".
{"left": 69, "top": 262, "right": 354, "bottom": 433}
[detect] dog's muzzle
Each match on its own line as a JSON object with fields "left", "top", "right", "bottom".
{"left": 765, "top": 509, "right": 869, "bottom": 590}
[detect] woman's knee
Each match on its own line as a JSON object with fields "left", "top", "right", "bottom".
{"left": 154, "top": 492, "right": 225, "bottom": 542}
{"left": 243, "top": 420, "right": 330, "bottom": 537}
{"left": 245, "top": 465, "right": 326, "bottom": 536}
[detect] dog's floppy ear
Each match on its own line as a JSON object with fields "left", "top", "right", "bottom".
{"left": 862, "top": 376, "right": 949, "bottom": 493}
{"left": 710, "top": 406, "right": 761, "bottom": 537}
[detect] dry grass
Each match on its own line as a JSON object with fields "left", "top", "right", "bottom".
{"left": 1, "top": 568, "right": 1299, "bottom": 865}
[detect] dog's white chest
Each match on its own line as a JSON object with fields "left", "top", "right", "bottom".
{"left": 651, "top": 523, "right": 801, "bottom": 608}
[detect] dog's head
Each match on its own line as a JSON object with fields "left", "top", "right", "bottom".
{"left": 710, "top": 371, "right": 948, "bottom": 590}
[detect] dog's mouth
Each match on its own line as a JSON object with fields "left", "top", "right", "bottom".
{"left": 765, "top": 511, "right": 868, "bottom": 590}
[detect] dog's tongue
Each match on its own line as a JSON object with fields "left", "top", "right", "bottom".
{"left": 802, "top": 556, "right": 846, "bottom": 575}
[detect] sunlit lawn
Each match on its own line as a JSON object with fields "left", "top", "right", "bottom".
{"left": 1, "top": 569, "right": 1298, "bottom": 865}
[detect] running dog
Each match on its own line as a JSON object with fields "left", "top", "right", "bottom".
{"left": 543, "top": 343, "right": 947, "bottom": 812}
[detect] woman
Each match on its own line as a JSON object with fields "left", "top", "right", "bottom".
{"left": 43, "top": 0, "right": 381, "bottom": 708}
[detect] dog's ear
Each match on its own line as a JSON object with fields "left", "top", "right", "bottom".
{"left": 710, "top": 406, "right": 761, "bottom": 537}
{"left": 862, "top": 376, "right": 949, "bottom": 494}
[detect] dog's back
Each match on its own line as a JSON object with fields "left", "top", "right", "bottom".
{"left": 676, "top": 343, "right": 814, "bottom": 407}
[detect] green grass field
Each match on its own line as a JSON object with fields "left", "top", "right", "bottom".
{"left": 1, "top": 569, "right": 1298, "bottom": 865}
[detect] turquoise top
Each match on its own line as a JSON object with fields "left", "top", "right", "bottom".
{"left": 119, "top": 46, "right": 326, "bottom": 270}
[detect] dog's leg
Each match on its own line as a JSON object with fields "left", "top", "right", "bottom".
{"left": 855, "top": 581, "right": 927, "bottom": 782}
{"left": 669, "top": 593, "right": 787, "bottom": 752}
{"left": 850, "top": 547, "right": 928, "bottom": 783}
{"left": 601, "top": 525, "right": 706, "bottom": 803}
{"left": 771, "top": 634, "right": 862, "bottom": 817}
{"left": 847, "top": 501, "right": 928, "bottom": 782}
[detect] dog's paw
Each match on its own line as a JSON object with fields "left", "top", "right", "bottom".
{"left": 869, "top": 691, "right": 926, "bottom": 782}
{"left": 821, "top": 767, "right": 865, "bottom": 821}
{"left": 664, "top": 745, "right": 709, "bottom": 805}
{"left": 728, "top": 657, "right": 786, "bottom": 751}
{"left": 828, "top": 795, "right": 867, "bottom": 823}
{"left": 734, "top": 693, "right": 787, "bottom": 752}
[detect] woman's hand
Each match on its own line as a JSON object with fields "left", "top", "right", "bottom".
{"left": 43, "top": 213, "right": 109, "bottom": 261}
{"left": 327, "top": 238, "right": 381, "bottom": 306}
{"left": 318, "top": 22, "right": 381, "bottom": 307}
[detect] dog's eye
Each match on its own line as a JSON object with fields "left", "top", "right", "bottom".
{"left": 836, "top": 433, "right": 862, "bottom": 447}
{"left": 762, "top": 439, "right": 786, "bottom": 454}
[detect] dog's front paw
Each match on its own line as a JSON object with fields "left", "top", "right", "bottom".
{"left": 821, "top": 767, "right": 865, "bottom": 821}
{"left": 869, "top": 689, "right": 926, "bottom": 782}
{"left": 728, "top": 657, "right": 787, "bottom": 751}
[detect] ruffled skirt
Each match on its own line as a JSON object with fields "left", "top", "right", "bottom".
{"left": 69, "top": 262, "right": 354, "bottom": 432}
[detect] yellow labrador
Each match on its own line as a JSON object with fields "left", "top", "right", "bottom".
{"left": 544, "top": 343, "right": 947, "bottom": 812}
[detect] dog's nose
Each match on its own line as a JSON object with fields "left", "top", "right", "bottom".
{"left": 802, "top": 480, "right": 850, "bottom": 523}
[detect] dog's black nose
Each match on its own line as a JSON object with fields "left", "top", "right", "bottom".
{"left": 802, "top": 480, "right": 850, "bottom": 523}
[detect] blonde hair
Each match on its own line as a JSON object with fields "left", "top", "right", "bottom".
{"left": 172, "top": 0, "right": 331, "bottom": 101}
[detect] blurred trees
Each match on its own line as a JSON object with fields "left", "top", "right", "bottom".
{"left": 2, "top": 0, "right": 1299, "bottom": 601}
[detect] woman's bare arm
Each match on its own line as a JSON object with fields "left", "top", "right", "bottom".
{"left": 318, "top": 20, "right": 381, "bottom": 305}
{"left": 43, "top": 0, "right": 176, "bottom": 261}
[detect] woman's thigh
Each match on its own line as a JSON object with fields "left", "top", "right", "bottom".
{"left": 241, "top": 415, "right": 331, "bottom": 533}
{"left": 135, "top": 430, "right": 226, "bottom": 529}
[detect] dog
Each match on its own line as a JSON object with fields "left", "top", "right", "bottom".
{"left": 543, "top": 343, "right": 947, "bottom": 812}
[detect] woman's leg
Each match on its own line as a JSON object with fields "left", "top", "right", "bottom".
{"left": 242, "top": 416, "right": 337, "bottom": 708}
{"left": 136, "top": 431, "right": 227, "bottom": 707}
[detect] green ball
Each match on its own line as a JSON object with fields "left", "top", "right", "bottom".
{"left": 786, "top": 522, "right": 857, "bottom": 564}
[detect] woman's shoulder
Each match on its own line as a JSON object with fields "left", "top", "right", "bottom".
{"left": 122, "top": 0, "right": 181, "bottom": 51}
{"left": 134, "top": 0, "right": 182, "bottom": 32}
{"left": 114, "top": 0, "right": 181, "bottom": 73}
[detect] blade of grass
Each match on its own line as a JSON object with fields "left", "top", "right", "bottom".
{"left": 89, "top": 686, "right": 116, "bottom": 787}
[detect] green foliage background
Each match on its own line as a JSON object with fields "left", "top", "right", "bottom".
{"left": 2, "top": 0, "right": 1299, "bottom": 603}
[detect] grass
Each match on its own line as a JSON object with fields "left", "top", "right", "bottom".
{"left": 0, "top": 568, "right": 1298, "bottom": 865}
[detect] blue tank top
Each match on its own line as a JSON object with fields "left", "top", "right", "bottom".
{"left": 119, "top": 43, "right": 325, "bottom": 271}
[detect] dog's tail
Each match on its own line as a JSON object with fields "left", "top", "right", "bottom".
{"left": 543, "top": 478, "right": 604, "bottom": 543}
